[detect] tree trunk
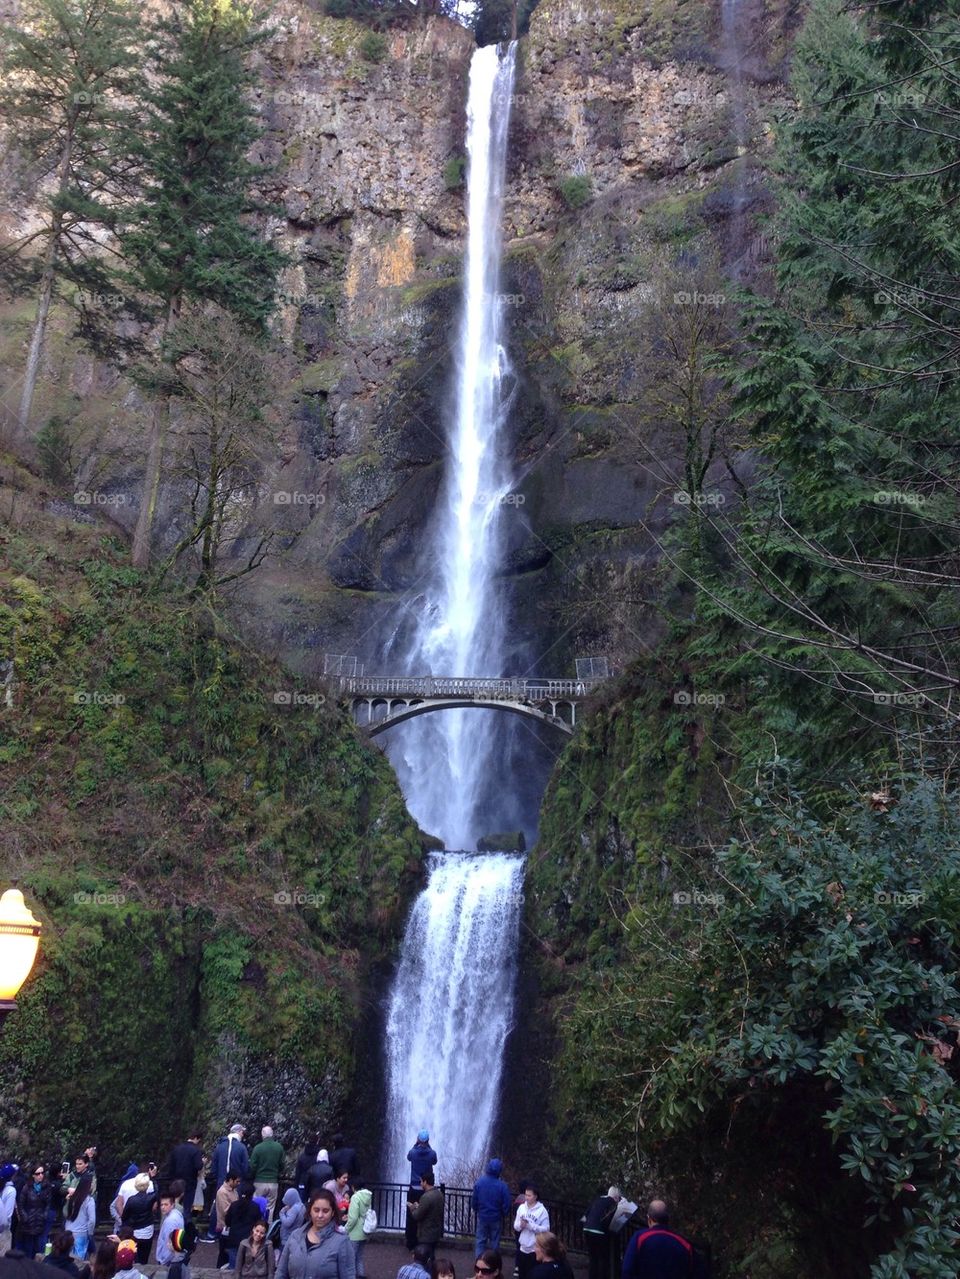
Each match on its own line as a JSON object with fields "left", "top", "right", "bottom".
{"left": 17, "top": 130, "right": 74, "bottom": 439}
{"left": 131, "top": 298, "right": 178, "bottom": 569}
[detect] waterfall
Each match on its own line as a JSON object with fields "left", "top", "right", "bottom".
{"left": 381, "top": 43, "right": 522, "bottom": 1181}
{"left": 385, "top": 41, "right": 517, "bottom": 850}
{"left": 720, "top": 0, "right": 749, "bottom": 276}
{"left": 383, "top": 853, "right": 525, "bottom": 1182}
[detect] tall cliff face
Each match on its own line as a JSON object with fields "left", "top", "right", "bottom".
{"left": 228, "top": 0, "right": 797, "bottom": 681}
{"left": 0, "top": 0, "right": 797, "bottom": 820}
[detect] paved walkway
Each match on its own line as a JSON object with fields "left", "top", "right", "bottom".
{"left": 139, "top": 1235, "right": 588, "bottom": 1279}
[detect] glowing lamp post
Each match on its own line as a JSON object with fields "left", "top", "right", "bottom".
{"left": 0, "top": 888, "right": 41, "bottom": 1027}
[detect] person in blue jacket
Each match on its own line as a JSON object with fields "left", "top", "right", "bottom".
{"left": 404, "top": 1132, "right": 437, "bottom": 1251}
{"left": 620, "top": 1201, "right": 693, "bottom": 1279}
{"left": 472, "top": 1160, "right": 512, "bottom": 1257}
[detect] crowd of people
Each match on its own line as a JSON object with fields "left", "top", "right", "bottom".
{"left": 0, "top": 1126, "right": 703, "bottom": 1279}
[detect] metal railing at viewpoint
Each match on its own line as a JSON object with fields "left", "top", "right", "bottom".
{"left": 92, "top": 1177, "right": 642, "bottom": 1261}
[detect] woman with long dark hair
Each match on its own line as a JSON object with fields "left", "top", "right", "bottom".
{"left": 275, "top": 1189, "right": 354, "bottom": 1279}
{"left": 90, "top": 1238, "right": 118, "bottom": 1279}
{"left": 16, "top": 1162, "right": 52, "bottom": 1258}
{"left": 66, "top": 1174, "right": 96, "bottom": 1260}
{"left": 235, "top": 1218, "right": 275, "bottom": 1279}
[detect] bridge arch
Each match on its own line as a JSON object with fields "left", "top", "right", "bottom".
{"left": 360, "top": 697, "right": 574, "bottom": 737}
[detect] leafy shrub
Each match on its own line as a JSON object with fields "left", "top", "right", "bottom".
{"left": 35, "top": 415, "right": 73, "bottom": 485}
{"left": 358, "top": 30, "right": 388, "bottom": 62}
{"left": 556, "top": 174, "right": 593, "bottom": 210}
{"left": 569, "top": 782, "right": 960, "bottom": 1277}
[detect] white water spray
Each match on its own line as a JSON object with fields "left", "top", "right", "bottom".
{"left": 383, "top": 853, "right": 525, "bottom": 1181}
{"left": 386, "top": 42, "right": 517, "bottom": 850}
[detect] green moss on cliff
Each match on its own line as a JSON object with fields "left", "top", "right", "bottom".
{"left": 530, "top": 0, "right": 713, "bottom": 65}
{"left": 0, "top": 459, "right": 422, "bottom": 1159}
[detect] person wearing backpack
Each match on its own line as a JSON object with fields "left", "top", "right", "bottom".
{"left": 583, "top": 1188, "right": 622, "bottom": 1279}
{"left": 344, "top": 1181, "right": 373, "bottom": 1278}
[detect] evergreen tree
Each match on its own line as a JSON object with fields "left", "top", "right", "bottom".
{"left": 0, "top": 0, "right": 142, "bottom": 440}
{"left": 116, "top": 0, "right": 286, "bottom": 569}
{"left": 474, "top": 0, "right": 538, "bottom": 44}
{"left": 703, "top": 0, "right": 960, "bottom": 792}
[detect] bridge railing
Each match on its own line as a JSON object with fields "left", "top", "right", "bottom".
{"left": 339, "top": 676, "right": 600, "bottom": 701}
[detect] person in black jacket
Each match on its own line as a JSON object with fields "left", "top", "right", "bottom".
{"left": 302, "top": 1155, "right": 332, "bottom": 1204}
{"left": 42, "top": 1230, "right": 88, "bottom": 1279}
{"left": 120, "top": 1177, "right": 158, "bottom": 1264}
{"left": 583, "top": 1188, "right": 622, "bottom": 1279}
{"left": 292, "top": 1139, "right": 320, "bottom": 1204}
{"left": 223, "top": 1184, "right": 265, "bottom": 1271}
{"left": 620, "top": 1202, "right": 693, "bottom": 1279}
{"left": 16, "top": 1165, "right": 52, "bottom": 1259}
{"left": 163, "top": 1133, "right": 203, "bottom": 1224}
{"left": 529, "top": 1233, "right": 573, "bottom": 1279}
{"left": 329, "top": 1137, "right": 358, "bottom": 1180}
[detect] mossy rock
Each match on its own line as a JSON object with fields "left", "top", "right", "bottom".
{"left": 299, "top": 356, "right": 343, "bottom": 394}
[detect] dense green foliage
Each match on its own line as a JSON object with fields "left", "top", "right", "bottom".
{"left": 704, "top": 0, "right": 960, "bottom": 793}
{"left": 525, "top": 3, "right": 960, "bottom": 1276}
{"left": 0, "top": 462, "right": 423, "bottom": 1159}
{"left": 473, "top": 0, "right": 539, "bottom": 44}
{"left": 564, "top": 783, "right": 960, "bottom": 1278}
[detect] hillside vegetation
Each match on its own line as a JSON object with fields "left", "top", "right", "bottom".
{"left": 0, "top": 456, "right": 423, "bottom": 1158}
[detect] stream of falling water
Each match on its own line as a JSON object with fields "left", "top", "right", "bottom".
{"left": 382, "top": 43, "right": 522, "bottom": 1181}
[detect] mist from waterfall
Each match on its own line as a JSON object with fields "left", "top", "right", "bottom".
{"left": 384, "top": 41, "right": 517, "bottom": 851}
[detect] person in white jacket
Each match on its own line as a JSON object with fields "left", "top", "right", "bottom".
{"left": 0, "top": 1163, "right": 18, "bottom": 1257}
{"left": 513, "top": 1186, "right": 550, "bottom": 1279}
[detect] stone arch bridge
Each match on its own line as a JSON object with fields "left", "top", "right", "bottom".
{"left": 338, "top": 675, "right": 600, "bottom": 737}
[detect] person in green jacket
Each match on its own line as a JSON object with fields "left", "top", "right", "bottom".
{"left": 345, "top": 1181, "right": 373, "bottom": 1278}
{"left": 250, "top": 1128, "right": 285, "bottom": 1221}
